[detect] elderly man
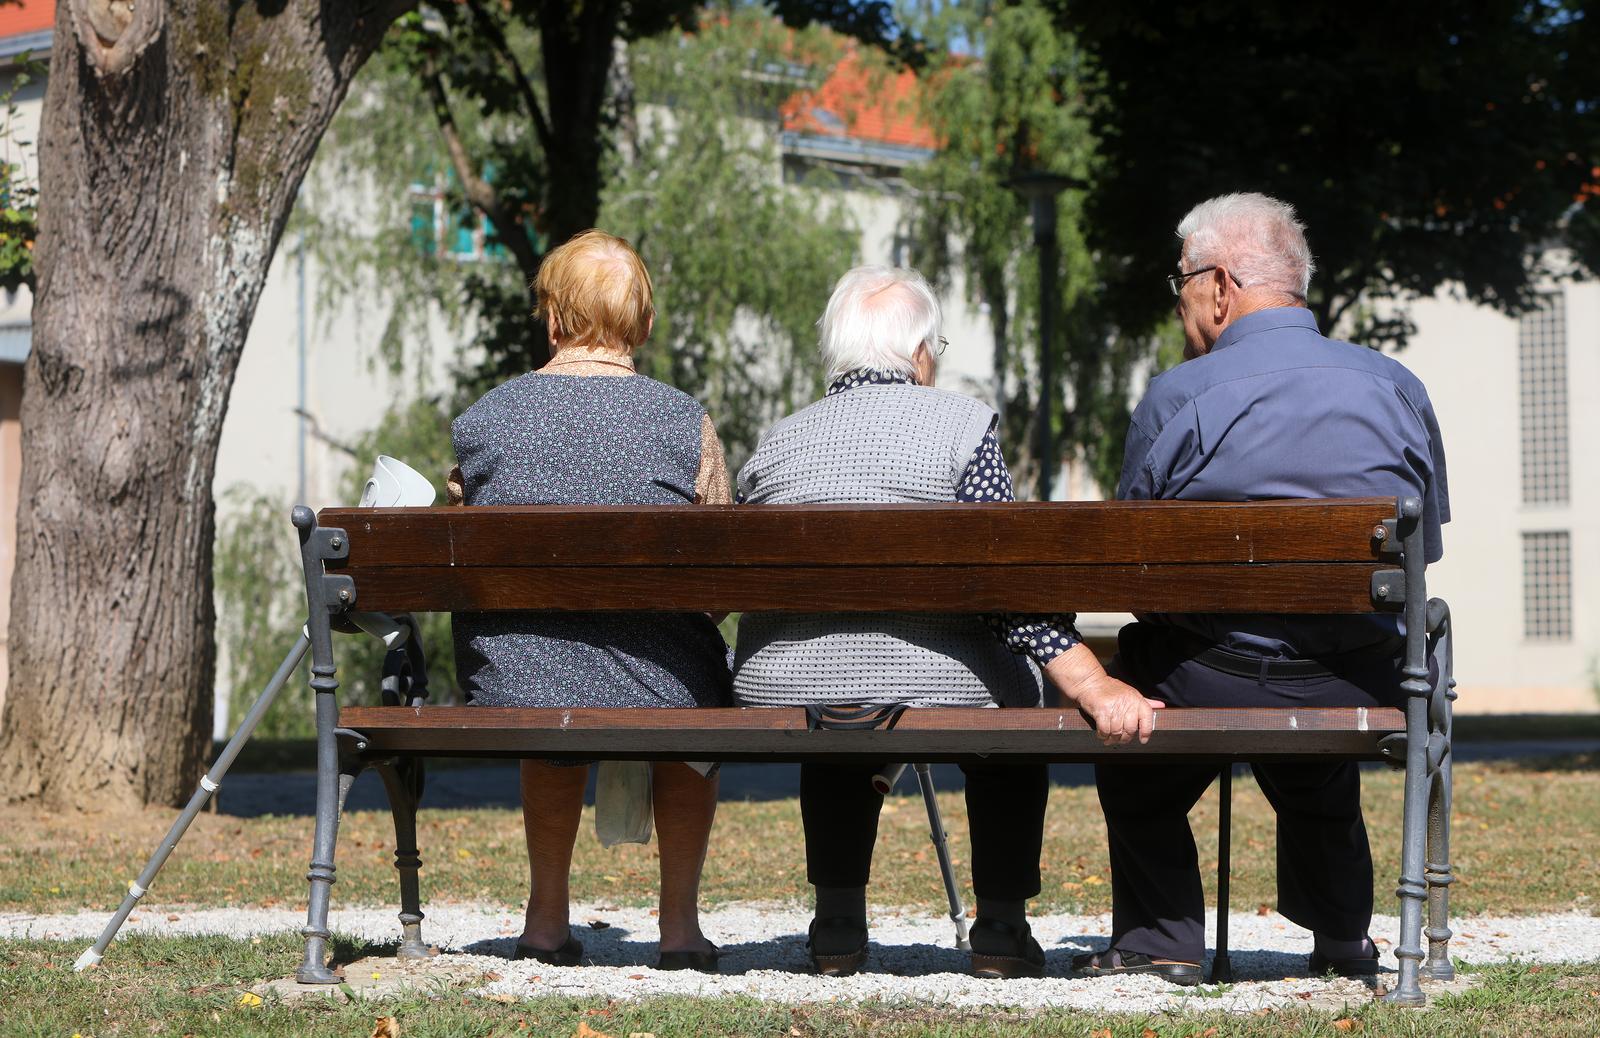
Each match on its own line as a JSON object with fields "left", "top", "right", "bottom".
{"left": 1075, "top": 194, "right": 1449, "bottom": 985}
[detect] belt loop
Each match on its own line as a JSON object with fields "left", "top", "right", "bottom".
{"left": 1257, "top": 657, "right": 1268, "bottom": 687}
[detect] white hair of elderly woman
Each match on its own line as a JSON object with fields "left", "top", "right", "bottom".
{"left": 818, "top": 264, "right": 942, "bottom": 379}
{"left": 1177, "top": 193, "right": 1316, "bottom": 300}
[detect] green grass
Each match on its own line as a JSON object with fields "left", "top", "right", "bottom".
{"left": 3, "top": 755, "right": 1596, "bottom": 918}
{"left": 1, "top": 934, "right": 1598, "bottom": 1037}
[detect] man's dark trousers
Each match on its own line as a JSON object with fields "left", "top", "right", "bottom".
{"left": 1097, "top": 622, "right": 1409, "bottom": 964}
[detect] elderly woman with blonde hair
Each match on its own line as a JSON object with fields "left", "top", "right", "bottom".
{"left": 449, "top": 230, "right": 730, "bottom": 972}
{"left": 734, "top": 265, "right": 1162, "bottom": 979}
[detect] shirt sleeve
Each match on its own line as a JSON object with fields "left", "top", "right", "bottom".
{"left": 958, "top": 426, "right": 1082, "bottom": 665}
{"left": 694, "top": 413, "right": 733, "bottom": 505}
{"left": 1116, "top": 415, "right": 1158, "bottom": 501}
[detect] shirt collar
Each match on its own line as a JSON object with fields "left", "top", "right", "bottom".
{"left": 826, "top": 368, "right": 919, "bottom": 395}
{"left": 542, "top": 344, "right": 637, "bottom": 372}
{"left": 1209, "top": 306, "right": 1319, "bottom": 354}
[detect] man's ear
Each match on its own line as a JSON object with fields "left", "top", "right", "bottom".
{"left": 1212, "top": 267, "right": 1232, "bottom": 323}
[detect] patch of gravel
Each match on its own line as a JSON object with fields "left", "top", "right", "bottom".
{"left": 6, "top": 903, "right": 1595, "bottom": 1013}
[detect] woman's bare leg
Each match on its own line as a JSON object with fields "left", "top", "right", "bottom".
{"left": 652, "top": 762, "right": 719, "bottom": 953}
{"left": 519, "top": 760, "right": 589, "bottom": 949}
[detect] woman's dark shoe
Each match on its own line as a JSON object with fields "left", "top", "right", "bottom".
{"left": 968, "top": 917, "right": 1046, "bottom": 979}
{"left": 807, "top": 916, "right": 869, "bottom": 977}
{"left": 1072, "top": 946, "right": 1203, "bottom": 986}
{"left": 1309, "top": 937, "right": 1381, "bottom": 977}
{"left": 511, "top": 933, "right": 584, "bottom": 966}
{"left": 657, "top": 942, "right": 721, "bottom": 973}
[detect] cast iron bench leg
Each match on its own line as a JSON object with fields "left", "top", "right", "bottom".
{"left": 297, "top": 683, "right": 349, "bottom": 984}
{"left": 294, "top": 505, "right": 353, "bottom": 985}
{"left": 1382, "top": 498, "right": 1430, "bottom": 1007}
{"left": 1423, "top": 601, "right": 1456, "bottom": 981}
{"left": 373, "top": 757, "right": 429, "bottom": 959}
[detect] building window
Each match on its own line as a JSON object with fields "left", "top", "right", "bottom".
{"left": 1521, "top": 530, "right": 1573, "bottom": 641}
{"left": 1518, "top": 292, "right": 1569, "bottom": 505}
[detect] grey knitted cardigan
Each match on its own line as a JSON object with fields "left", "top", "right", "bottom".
{"left": 732, "top": 382, "right": 1042, "bottom": 708}
{"left": 450, "top": 372, "right": 731, "bottom": 710}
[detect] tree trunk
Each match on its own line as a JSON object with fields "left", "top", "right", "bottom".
{"left": 0, "top": 0, "right": 410, "bottom": 809}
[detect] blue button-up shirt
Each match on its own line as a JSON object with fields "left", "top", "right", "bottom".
{"left": 1117, "top": 306, "right": 1450, "bottom": 659}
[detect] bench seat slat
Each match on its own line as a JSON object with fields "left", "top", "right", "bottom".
{"left": 339, "top": 706, "right": 1405, "bottom": 763}
{"left": 318, "top": 499, "right": 1394, "bottom": 569}
{"left": 337, "top": 562, "right": 1385, "bottom": 614}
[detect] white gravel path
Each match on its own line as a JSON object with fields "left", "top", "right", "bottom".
{"left": 6, "top": 903, "right": 1596, "bottom": 1013}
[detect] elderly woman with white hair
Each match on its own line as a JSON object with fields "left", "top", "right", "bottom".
{"left": 733, "top": 265, "right": 1162, "bottom": 979}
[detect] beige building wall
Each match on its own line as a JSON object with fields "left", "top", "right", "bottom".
{"left": 1364, "top": 284, "right": 1598, "bottom": 713}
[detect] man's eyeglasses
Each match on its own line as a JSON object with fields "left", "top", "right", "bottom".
{"left": 1167, "top": 266, "right": 1244, "bottom": 296}
{"left": 933, "top": 336, "right": 948, "bottom": 356}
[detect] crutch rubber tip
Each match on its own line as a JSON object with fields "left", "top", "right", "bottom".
{"left": 74, "top": 948, "right": 103, "bottom": 971}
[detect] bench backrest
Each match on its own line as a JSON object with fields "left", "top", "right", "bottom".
{"left": 313, "top": 498, "right": 1408, "bottom": 615}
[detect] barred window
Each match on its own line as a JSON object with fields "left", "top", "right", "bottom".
{"left": 1518, "top": 293, "right": 1570, "bottom": 505}
{"left": 1522, "top": 531, "right": 1573, "bottom": 641}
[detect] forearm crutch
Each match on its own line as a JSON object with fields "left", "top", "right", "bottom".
{"left": 74, "top": 630, "right": 311, "bottom": 971}
{"left": 914, "top": 763, "right": 971, "bottom": 950}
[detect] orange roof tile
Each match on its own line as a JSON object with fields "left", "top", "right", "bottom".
{"left": 0, "top": 0, "right": 54, "bottom": 39}
{"left": 781, "top": 49, "right": 935, "bottom": 151}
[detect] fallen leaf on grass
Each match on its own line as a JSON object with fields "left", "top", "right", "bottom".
{"left": 575, "top": 1023, "right": 614, "bottom": 1038}
{"left": 628, "top": 1033, "right": 656, "bottom": 1038}
{"left": 370, "top": 1017, "right": 401, "bottom": 1038}
{"left": 1083, "top": 875, "right": 1105, "bottom": 885}
{"left": 1091, "top": 1030, "right": 1112, "bottom": 1038}
{"left": 629, "top": 974, "right": 645, "bottom": 980}
{"left": 483, "top": 994, "right": 518, "bottom": 1005}
{"left": 1332, "top": 1019, "right": 1357, "bottom": 1032}
{"left": 237, "top": 992, "right": 263, "bottom": 1008}
{"left": 1061, "top": 882, "right": 1083, "bottom": 892}
{"left": 1142, "top": 1029, "right": 1158, "bottom": 1038}
{"left": 482, "top": 971, "right": 502, "bottom": 983}
{"left": 167, "top": 914, "right": 180, "bottom": 922}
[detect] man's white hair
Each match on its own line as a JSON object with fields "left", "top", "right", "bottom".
{"left": 1177, "top": 193, "right": 1315, "bottom": 300}
{"left": 818, "top": 265, "right": 942, "bottom": 379}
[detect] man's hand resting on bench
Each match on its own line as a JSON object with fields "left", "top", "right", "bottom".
{"left": 1043, "top": 643, "right": 1165, "bottom": 746}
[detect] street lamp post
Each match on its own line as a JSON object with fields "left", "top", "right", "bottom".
{"left": 1009, "top": 171, "right": 1083, "bottom": 501}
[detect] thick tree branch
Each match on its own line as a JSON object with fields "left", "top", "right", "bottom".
{"left": 419, "top": 57, "right": 542, "bottom": 287}
{"left": 462, "top": 0, "right": 556, "bottom": 162}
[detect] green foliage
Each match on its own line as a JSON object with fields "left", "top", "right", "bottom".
{"left": 214, "top": 488, "right": 313, "bottom": 739}
{"left": 1058, "top": 0, "right": 1600, "bottom": 348}
{"left": 214, "top": 398, "right": 464, "bottom": 737}
{"left": 905, "top": 0, "right": 1158, "bottom": 493}
{"left": 0, "top": 56, "right": 40, "bottom": 293}
{"left": 605, "top": 8, "right": 859, "bottom": 465}
{"left": 300, "top": 5, "right": 861, "bottom": 466}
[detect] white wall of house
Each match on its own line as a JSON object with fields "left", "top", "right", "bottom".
{"left": 1394, "top": 281, "right": 1598, "bottom": 712}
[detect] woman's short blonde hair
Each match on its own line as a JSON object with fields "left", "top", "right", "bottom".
{"left": 534, "top": 229, "right": 655, "bottom": 351}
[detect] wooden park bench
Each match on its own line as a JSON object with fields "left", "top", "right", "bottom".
{"left": 289, "top": 496, "right": 1456, "bottom": 1006}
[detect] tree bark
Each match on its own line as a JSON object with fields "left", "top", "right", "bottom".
{"left": 0, "top": 0, "right": 411, "bottom": 809}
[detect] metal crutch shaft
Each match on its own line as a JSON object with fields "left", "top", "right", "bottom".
{"left": 1210, "top": 765, "right": 1233, "bottom": 984}
{"left": 914, "top": 763, "right": 970, "bottom": 950}
{"left": 73, "top": 632, "right": 312, "bottom": 971}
